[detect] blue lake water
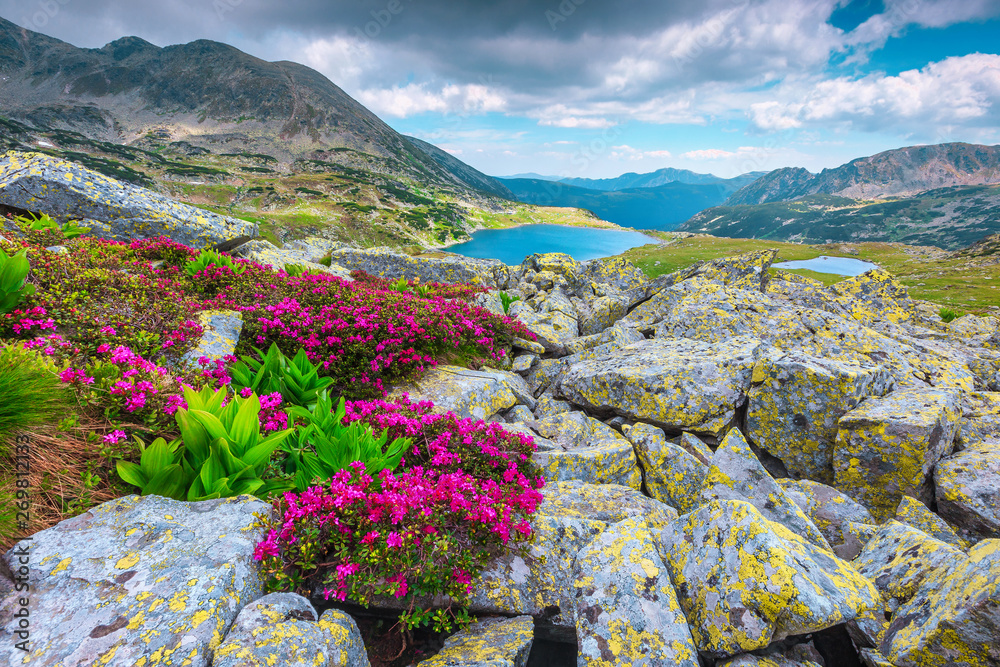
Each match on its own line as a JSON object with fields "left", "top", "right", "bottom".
{"left": 772, "top": 255, "right": 880, "bottom": 276}
{"left": 447, "top": 224, "right": 658, "bottom": 265}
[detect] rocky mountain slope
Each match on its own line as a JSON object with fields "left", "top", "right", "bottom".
{"left": 680, "top": 185, "right": 1000, "bottom": 250}
{"left": 726, "top": 143, "right": 1000, "bottom": 205}
{"left": 557, "top": 167, "right": 764, "bottom": 192}
{"left": 0, "top": 17, "right": 582, "bottom": 250}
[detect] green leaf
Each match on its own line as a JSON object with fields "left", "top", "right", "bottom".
{"left": 175, "top": 409, "right": 210, "bottom": 466}
{"left": 230, "top": 393, "right": 261, "bottom": 452}
{"left": 116, "top": 460, "right": 148, "bottom": 489}
{"left": 190, "top": 410, "right": 230, "bottom": 444}
{"left": 140, "top": 438, "right": 176, "bottom": 476}
{"left": 143, "top": 464, "right": 189, "bottom": 500}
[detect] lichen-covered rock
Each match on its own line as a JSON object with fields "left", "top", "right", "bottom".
{"left": 419, "top": 616, "right": 533, "bottom": 667}
{"left": 746, "top": 351, "right": 891, "bottom": 483}
{"left": 894, "top": 495, "right": 968, "bottom": 549}
{"left": 854, "top": 521, "right": 964, "bottom": 613}
{"left": 234, "top": 239, "right": 353, "bottom": 279}
{"left": 212, "top": 594, "right": 370, "bottom": 667}
{"left": 510, "top": 301, "right": 578, "bottom": 355}
{"left": 581, "top": 256, "right": 648, "bottom": 292}
{"left": 538, "top": 480, "right": 677, "bottom": 533}
{"left": 778, "top": 478, "right": 876, "bottom": 560}
{"left": 624, "top": 422, "right": 707, "bottom": 514}
{"left": 512, "top": 337, "right": 546, "bottom": 355}
{"left": 955, "top": 392, "right": 1000, "bottom": 449}
{"left": 331, "top": 246, "right": 512, "bottom": 288}
{"left": 833, "top": 387, "right": 962, "bottom": 522}
{"left": 830, "top": 269, "right": 913, "bottom": 326}
{"left": 180, "top": 309, "right": 243, "bottom": 367}
{"left": 557, "top": 337, "right": 762, "bottom": 437}
{"left": 0, "top": 151, "right": 257, "bottom": 246}
{"left": 391, "top": 365, "right": 520, "bottom": 421}
{"left": 566, "top": 320, "right": 644, "bottom": 355}
{"left": 0, "top": 494, "right": 268, "bottom": 667}
{"left": 660, "top": 499, "right": 880, "bottom": 659}
{"left": 577, "top": 294, "right": 630, "bottom": 337}
{"left": 702, "top": 429, "right": 832, "bottom": 550}
{"left": 468, "top": 513, "right": 604, "bottom": 632}
{"left": 533, "top": 394, "right": 572, "bottom": 419}
{"left": 528, "top": 412, "right": 643, "bottom": 489}
{"left": 675, "top": 432, "right": 713, "bottom": 464}
{"left": 524, "top": 358, "right": 568, "bottom": 396}
{"left": 934, "top": 439, "right": 1000, "bottom": 543}
{"left": 691, "top": 250, "right": 777, "bottom": 292}
{"left": 859, "top": 648, "right": 897, "bottom": 667}
{"left": 575, "top": 517, "right": 700, "bottom": 667}
{"left": 512, "top": 354, "right": 537, "bottom": 373}
{"left": 719, "top": 655, "right": 823, "bottom": 667}
{"left": 881, "top": 539, "right": 1000, "bottom": 667}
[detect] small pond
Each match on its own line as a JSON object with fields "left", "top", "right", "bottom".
{"left": 447, "top": 224, "right": 657, "bottom": 265}
{"left": 772, "top": 255, "right": 880, "bottom": 276}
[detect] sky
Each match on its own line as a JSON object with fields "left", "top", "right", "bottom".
{"left": 2, "top": 0, "right": 1000, "bottom": 179}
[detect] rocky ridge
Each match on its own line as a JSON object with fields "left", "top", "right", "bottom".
{"left": 3, "top": 186, "right": 1000, "bottom": 666}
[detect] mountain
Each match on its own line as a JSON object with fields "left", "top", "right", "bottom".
{"left": 404, "top": 136, "right": 512, "bottom": 199}
{"left": 0, "top": 17, "right": 510, "bottom": 200}
{"left": 500, "top": 178, "right": 742, "bottom": 230}
{"left": 679, "top": 185, "right": 1000, "bottom": 250}
{"left": 558, "top": 167, "right": 765, "bottom": 192}
{"left": 496, "top": 172, "right": 563, "bottom": 181}
{"left": 681, "top": 143, "right": 1000, "bottom": 250}
{"left": 724, "top": 143, "right": 1000, "bottom": 205}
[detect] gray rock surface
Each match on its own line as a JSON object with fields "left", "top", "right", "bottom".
{"left": 418, "top": 616, "right": 533, "bottom": 667}
{"left": 0, "top": 151, "right": 256, "bottom": 246}
{"left": 0, "top": 494, "right": 268, "bottom": 667}
{"left": 934, "top": 439, "right": 1000, "bottom": 542}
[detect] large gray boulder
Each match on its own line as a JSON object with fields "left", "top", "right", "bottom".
{"left": 0, "top": 151, "right": 256, "bottom": 247}
{"left": 574, "top": 517, "right": 700, "bottom": 667}
{"left": 212, "top": 594, "right": 370, "bottom": 667}
{"left": 778, "top": 478, "right": 876, "bottom": 559}
{"left": 0, "top": 494, "right": 268, "bottom": 667}
{"left": 834, "top": 387, "right": 962, "bottom": 522}
{"left": 881, "top": 538, "right": 1000, "bottom": 666}
{"left": 391, "top": 365, "right": 524, "bottom": 421}
{"left": 934, "top": 439, "right": 1000, "bottom": 542}
{"left": 330, "top": 246, "right": 512, "bottom": 289}
{"left": 419, "top": 616, "right": 534, "bottom": 667}
{"left": 556, "top": 336, "right": 762, "bottom": 437}
{"left": 660, "top": 499, "right": 880, "bottom": 659}
{"left": 624, "top": 422, "right": 707, "bottom": 514}
{"left": 528, "top": 412, "right": 643, "bottom": 489}
{"left": 746, "top": 351, "right": 892, "bottom": 483}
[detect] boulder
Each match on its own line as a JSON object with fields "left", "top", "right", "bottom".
{"left": 624, "top": 422, "right": 707, "bottom": 514}
{"left": 881, "top": 539, "right": 1000, "bottom": 667}
{"left": 509, "top": 301, "right": 577, "bottom": 356}
{"left": 701, "top": 429, "right": 831, "bottom": 550}
{"left": 391, "top": 365, "right": 521, "bottom": 421}
{"left": 854, "top": 521, "right": 964, "bottom": 612}
{"left": 746, "top": 351, "right": 892, "bottom": 483}
{"left": 576, "top": 294, "right": 630, "bottom": 337}
{"left": 934, "top": 439, "right": 1000, "bottom": 542}
{"left": 690, "top": 250, "right": 777, "bottom": 292}
{"left": 419, "top": 616, "right": 533, "bottom": 667}
{"left": 233, "top": 239, "right": 353, "bottom": 279}
{"left": 777, "top": 478, "right": 876, "bottom": 560}
{"left": 0, "top": 151, "right": 256, "bottom": 246}
{"left": 834, "top": 387, "right": 962, "bottom": 522}
{"left": 0, "top": 495, "right": 268, "bottom": 667}
{"left": 538, "top": 480, "right": 678, "bottom": 533}
{"left": 894, "top": 495, "right": 968, "bottom": 549}
{"left": 830, "top": 269, "right": 913, "bottom": 326}
{"left": 212, "top": 594, "right": 370, "bottom": 667}
{"left": 512, "top": 354, "right": 537, "bottom": 373}
{"left": 955, "top": 392, "right": 1000, "bottom": 449}
{"left": 581, "top": 256, "right": 648, "bottom": 292}
{"left": 528, "top": 412, "right": 643, "bottom": 489}
{"left": 574, "top": 517, "right": 699, "bottom": 667}
{"left": 676, "top": 432, "right": 713, "bottom": 465}
{"left": 660, "top": 499, "right": 880, "bottom": 659}
{"left": 330, "top": 246, "right": 511, "bottom": 289}
{"left": 180, "top": 309, "right": 243, "bottom": 367}
{"left": 556, "top": 337, "right": 761, "bottom": 437}
{"left": 719, "top": 655, "right": 823, "bottom": 667}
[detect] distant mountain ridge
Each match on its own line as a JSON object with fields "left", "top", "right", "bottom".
{"left": 500, "top": 177, "right": 748, "bottom": 230}
{"left": 559, "top": 167, "right": 765, "bottom": 192}
{"left": 725, "top": 143, "right": 1000, "bottom": 205}
{"left": 0, "top": 16, "right": 510, "bottom": 199}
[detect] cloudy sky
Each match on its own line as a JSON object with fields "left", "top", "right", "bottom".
{"left": 3, "top": 0, "right": 1000, "bottom": 178}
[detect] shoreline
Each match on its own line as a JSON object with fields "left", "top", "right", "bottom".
{"left": 427, "top": 216, "right": 657, "bottom": 254}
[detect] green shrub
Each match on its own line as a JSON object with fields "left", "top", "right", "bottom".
{"left": 0, "top": 345, "right": 69, "bottom": 455}
{"left": 15, "top": 212, "right": 90, "bottom": 240}
{"left": 281, "top": 393, "right": 411, "bottom": 492}
{"left": 283, "top": 263, "right": 308, "bottom": 278}
{"left": 228, "top": 344, "right": 334, "bottom": 409}
{"left": 498, "top": 291, "right": 521, "bottom": 314}
{"left": 116, "top": 386, "right": 293, "bottom": 501}
{"left": 0, "top": 248, "right": 35, "bottom": 314}
{"left": 185, "top": 249, "right": 246, "bottom": 277}
{"left": 940, "top": 307, "right": 959, "bottom": 323}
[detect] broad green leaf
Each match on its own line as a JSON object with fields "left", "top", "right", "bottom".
{"left": 144, "top": 465, "right": 189, "bottom": 500}
{"left": 116, "top": 461, "right": 149, "bottom": 489}
{"left": 190, "top": 410, "right": 230, "bottom": 444}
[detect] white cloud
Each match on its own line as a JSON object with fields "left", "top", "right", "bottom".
{"left": 749, "top": 54, "right": 1000, "bottom": 133}
{"left": 356, "top": 82, "right": 507, "bottom": 118}
{"left": 538, "top": 115, "right": 618, "bottom": 129}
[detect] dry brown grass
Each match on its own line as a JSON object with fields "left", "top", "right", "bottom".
{"left": 0, "top": 419, "right": 130, "bottom": 552}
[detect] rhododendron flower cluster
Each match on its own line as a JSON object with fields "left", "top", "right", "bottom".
{"left": 256, "top": 399, "right": 544, "bottom": 632}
